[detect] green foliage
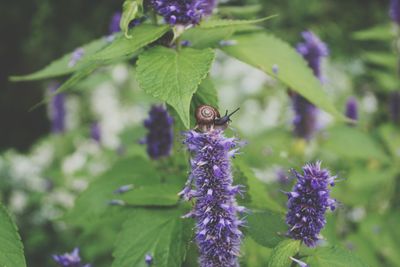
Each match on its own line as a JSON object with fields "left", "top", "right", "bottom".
{"left": 198, "top": 16, "right": 277, "bottom": 28}
{"left": 322, "top": 126, "right": 389, "bottom": 162}
{"left": 0, "top": 204, "right": 26, "bottom": 267}
{"left": 120, "top": 0, "right": 143, "bottom": 38}
{"left": 112, "top": 208, "right": 193, "bottom": 267}
{"left": 352, "top": 24, "right": 393, "bottom": 41}
{"left": 136, "top": 46, "right": 215, "bottom": 128}
{"left": 247, "top": 210, "right": 287, "bottom": 248}
{"left": 221, "top": 32, "right": 347, "bottom": 121}
{"left": 267, "top": 239, "right": 300, "bottom": 267}
{"left": 303, "top": 246, "right": 367, "bottom": 267}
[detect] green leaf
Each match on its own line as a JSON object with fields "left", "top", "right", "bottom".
{"left": 247, "top": 210, "right": 287, "bottom": 248}
{"left": 352, "top": 24, "right": 393, "bottom": 41}
{"left": 322, "top": 126, "right": 389, "bottom": 162}
{"left": 379, "top": 123, "right": 400, "bottom": 161}
{"left": 199, "top": 15, "right": 277, "bottom": 28}
{"left": 120, "top": 0, "right": 142, "bottom": 38}
{"left": 11, "top": 24, "right": 169, "bottom": 82}
{"left": 304, "top": 246, "right": 367, "bottom": 267}
{"left": 112, "top": 208, "right": 193, "bottom": 267}
{"left": 66, "top": 156, "right": 183, "bottom": 227}
{"left": 221, "top": 33, "right": 346, "bottom": 121}
{"left": 190, "top": 77, "right": 218, "bottom": 128}
{"left": 268, "top": 239, "right": 300, "bottom": 267}
{"left": 234, "top": 159, "right": 284, "bottom": 213}
{"left": 10, "top": 38, "right": 108, "bottom": 81}
{"left": 136, "top": 46, "right": 215, "bottom": 128}
{"left": 0, "top": 204, "right": 26, "bottom": 267}
{"left": 362, "top": 51, "right": 396, "bottom": 69}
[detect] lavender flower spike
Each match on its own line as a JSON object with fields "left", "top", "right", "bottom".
{"left": 143, "top": 105, "right": 174, "bottom": 159}
{"left": 48, "top": 82, "right": 66, "bottom": 134}
{"left": 345, "top": 97, "right": 358, "bottom": 122}
{"left": 296, "top": 31, "right": 329, "bottom": 80}
{"left": 286, "top": 162, "right": 336, "bottom": 247}
{"left": 109, "top": 12, "right": 122, "bottom": 34}
{"left": 150, "top": 0, "right": 217, "bottom": 26}
{"left": 53, "top": 248, "right": 91, "bottom": 267}
{"left": 389, "top": 91, "right": 400, "bottom": 125}
{"left": 390, "top": 0, "right": 400, "bottom": 25}
{"left": 291, "top": 31, "right": 328, "bottom": 140}
{"left": 180, "top": 130, "right": 244, "bottom": 267}
{"left": 90, "top": 122, "right": 101, "bottom": 143}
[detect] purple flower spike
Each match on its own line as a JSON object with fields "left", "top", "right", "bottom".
{"left": 109, "top": 12, "right": 122, "bottom": 34}
{"left": 68, "top": 47, "right": 85, "bottom": 68}
{"left": 296, "top": 31, "right": 329, "bottom": 80}
{"left": 345, "top": 97, "right": 358, "bottom": 122}
{"left": 389, "top": 91, "right": 400, "bottom": 125}
{"left": 286, "top": 162, "right": 337, "bottom": 247}
{"left": 150, "top": 0, "right": 217, "bottom": 26}
{"left": 53, "top": 248, "right": 91, "bottom": 267}
{"left": 180, "top": 130, "right": 244, "bottom": 267}
{"left": 291, "top": 31, "right": 328, "bottom": 140}
{"left": 145, "top": 254, "right": 153, "bottom": 266}
{"left": 90, "top": 122, "right": 101, "bottom": 143}
{"left": 143, "top": 105, "right": 174, "bottom": 159}
{"left": 390, "top": 0, "right": 400, "bottom": 25}
{"left": 292, "top": 94, "right": 318, "bottom": 140}
{"left": 48, "top": 82, "right": 66, "bottom": 134}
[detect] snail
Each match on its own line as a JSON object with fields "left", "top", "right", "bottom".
{"left": 195, "top": 105, "right": 240, "bottom": 132}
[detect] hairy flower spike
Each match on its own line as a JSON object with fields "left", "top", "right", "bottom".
{"left": 296, "top": 31, "right": 329, "bottom": 80}
{"left": 389, "top": 91, "right": 400, "bottom": 125}
{"left": 345, "top": 97, "right": 358, "bottom": 122}
{"left": 150, "top": 0, "right": 217, "bottom": 25}
{"left": 291, "top": 31, "right": 328, "bottom": 140}
{"left": 390, "top": 0, "right": 400, "bottom": 25}
{"left": 53, "top": 248, "right": 91, "bottom": 267}
{"left": 286, "top": 162, "right": 336, "bottom": 247}
{"left": 109, "top": 12, "right": 122, "bottom": 34}
{"left": 48, "top": 82, "right": 66, "bottom": 134}
{"left": 143, "top": 105, "right": 174, "bottom": 159}
{"left": 180, "top": 130, "right": 244, "bottom": 267}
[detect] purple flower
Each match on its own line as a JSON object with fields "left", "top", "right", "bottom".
{"left": 390, "top": 0, "right": 400, "bottom": 25}
{"left": 296, "top": 31, "right": 329, "bottom": 80}
{"left": 90, "top": 122, "right": 101, "bottom": 143}
{"left": 143, "top": 105, "right": 174, "bottom": 159}
{"left": 149, "top": 0, "right": 217, "bottom": 25}
{"left": 285, "top": 162, "right": 336, "bottom": 247}
{"left": 345, "top": 97, "right": 358, "bottom": 122}
{"left": 53, "top": 248, "right": 91, "bottom": 267}
{"left": 109, "top": 12, "right": 122, "bottom": 34}
{"left": 145, "top": 254, "right": 153, "bottom": 266}
{"left": 292, "top": 94, "right": 318, "bottom": 140}
{"left": 389, "top": 91, "right": 400, "bottom": 125}
{"left": 48, "top": 82, "right": 66, "bottom": 134}
{"left": 68, "top": 47, "right": 85, "bottom": 68}
{"left": 291, "top": 31, "right": 328, "bottom": 140}
{"left": 180, "top": 130, "right": 244, "bottom": 267}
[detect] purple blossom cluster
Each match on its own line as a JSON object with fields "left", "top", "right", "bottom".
{"left": 291, "top": 31, "right": 328, "bottom": 140}
{"left": 292, "top": 94, "right": 319, "bottom": 140}
{"left": 53, "top": 248, "right": 91, "bottom": 267}
{"left": 143, "top": 105, "right": 174, "bottom": 159}
{"left": 296, "top": 31, "right": 329, "bottom": 80}
{"left": 149, "top": 0, "right": 216, "bottom": 25}
{"left": 90, "top": 122, "right": 101, "bottom": 143}
{"left": 109, "top": 12, "right": 122, "bottom": 34}
{"left": 389, "top": 91, "right": 400, "bottom": 124}
{"left": 180, "top": 130, "right": 244, "bottom": 267}
{"left": 390, "top": 0, "right": 400, "bottom": 25}
{"left": 48, "top": 82, "right": 66, "bottom": 134}
{"left": 345, "top": 97, "right": 358, "bottom": 122}
{"left": 286, "top": 162, "right": 336, "bottom": 247}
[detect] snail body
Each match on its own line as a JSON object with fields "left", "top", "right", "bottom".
{"left": 194, "top": 105, "right": 240, "bottom": 132}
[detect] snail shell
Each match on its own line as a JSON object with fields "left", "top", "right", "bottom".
{"left": 195, "top": 105, "right": 220, "bottom": 132}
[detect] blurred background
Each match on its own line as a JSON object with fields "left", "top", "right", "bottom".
{"left": 1, "top": 0, "right": 399, "bottom": 266}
